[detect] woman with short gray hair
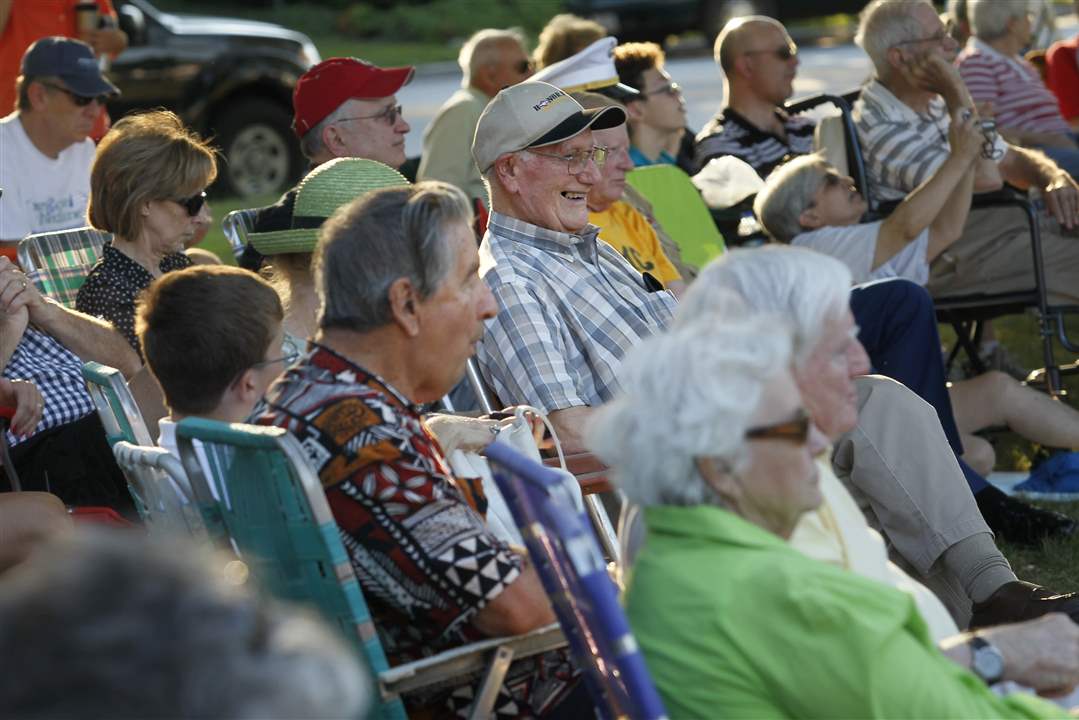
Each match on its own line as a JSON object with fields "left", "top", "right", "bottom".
{"left": 958, "top": 0, "right": 1079, "bottom": 178}
{"left": 588, "top": 303, "right": 1079, "bottom": 719}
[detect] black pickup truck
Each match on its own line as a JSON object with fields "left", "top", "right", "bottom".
{"left": 109, "top": 0, "right": 318, "bottom": 197}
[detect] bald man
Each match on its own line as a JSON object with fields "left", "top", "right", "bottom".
{"left": 693, "top": 16, "right": 813, "bottom": 178}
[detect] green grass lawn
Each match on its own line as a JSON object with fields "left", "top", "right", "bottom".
{"left": 941, "top": 313, "right": 1079, "bottom": 588}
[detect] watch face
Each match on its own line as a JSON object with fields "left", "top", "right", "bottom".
{"left": 973, "top": 641, "right": 1005, "bottom": 683}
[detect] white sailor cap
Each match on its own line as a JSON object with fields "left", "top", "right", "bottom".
{"left": 531, "top": 37, "right": 641, "bottom": 101}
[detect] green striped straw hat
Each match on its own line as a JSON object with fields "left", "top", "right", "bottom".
{"left": 248, "top": 157, "right": 409, "bottom": 255}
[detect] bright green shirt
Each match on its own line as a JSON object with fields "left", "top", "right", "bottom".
{"left": 625, "top": 504, "right": 1064, "bottom": 719}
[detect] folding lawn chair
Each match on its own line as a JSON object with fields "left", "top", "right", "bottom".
{"left": 174, "top": 417, "right": 566, "bottom": 720}
{"left": 17, "top": 226, "right": 110, "bottom": 308}
{"left": 82, "top": 361, "right": 154, "bottom": 447}
{"left": 485, "top": 441, "right": 669, "bottom": 720}
{"left": 625, "top": 164, "right": 725, "bottom": 270}
{"left": 112, "top": 441, "right": 205, "bottom": 538}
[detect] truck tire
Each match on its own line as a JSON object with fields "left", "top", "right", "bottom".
{"left": 213, "top": 97, "right": 303, "bottom": 198}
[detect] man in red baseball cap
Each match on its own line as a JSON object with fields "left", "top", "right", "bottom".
{"left": 292, "top": 57, "right": 414, "bottom": 170}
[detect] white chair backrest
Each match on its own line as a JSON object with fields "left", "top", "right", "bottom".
{"left": 814, "top": 113, "right": 850, "bottom": 176}
{"left": 112, "top": 441, "right": 206, "bottom": 539}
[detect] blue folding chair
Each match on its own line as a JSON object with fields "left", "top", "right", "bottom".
{"left": 484, "top": 442, "right": 668, "bottom": 720}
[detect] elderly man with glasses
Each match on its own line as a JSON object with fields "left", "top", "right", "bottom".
{"left": 0, "top": 36, "right": 118, "bottom": 246}
{"left": 854, "top": 0, "right": 1079, "bottom": 307}
{"left": 291, "top": 56, "right": 413, "bottom": 171}
{"left": 472, "top": 80, "right": 676, "bottom": 450}
{"left": 694, "top": 15, "right": 811, "bottom": 179}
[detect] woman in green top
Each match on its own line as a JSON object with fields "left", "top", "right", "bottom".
{"left": 587, "top": 305, "right": 1079, "bottom": 719}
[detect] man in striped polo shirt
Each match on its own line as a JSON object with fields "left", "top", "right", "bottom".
{"left": 854, "top": 0, "right": 1079, "bottom": 306}
{"left": 693, "top": 15, "right": 815, "bottom": 179}
{"left": 957, "top": 0, "right": 1079, "bottom": 180}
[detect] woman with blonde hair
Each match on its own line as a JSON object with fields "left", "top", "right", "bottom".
{"left": 77, "top": 110, "right": 215, "bottom": 354}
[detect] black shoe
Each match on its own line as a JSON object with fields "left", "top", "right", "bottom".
{"left": 975, "top": 485, "right": 1078, "bottom": 545}
{"left": 970, "top": 581, "right": 1079, "bottom": 628}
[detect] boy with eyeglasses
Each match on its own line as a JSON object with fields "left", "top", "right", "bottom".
{"left": 0, "top": 37, "right": 119, "bottom": 248}
{"left": 694, "top": 15, "right": 813, "bottom": 179}
{"left": 135, "top": 265, "right": 288, "bottom": 460}
{"left": 612, "top": 41, "right": 690, "bottom": 168}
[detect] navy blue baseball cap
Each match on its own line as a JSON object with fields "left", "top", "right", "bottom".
{"left": 21, "top": 37, "right": 119, "bottom": 98}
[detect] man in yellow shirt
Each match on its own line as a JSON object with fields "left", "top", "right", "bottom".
{"left": 580, "top": 92, "right": 687, "bottom": 297}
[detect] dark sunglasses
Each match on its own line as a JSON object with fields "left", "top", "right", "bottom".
{"left": 38, "top": 81, "right": 109, "bottom": 107}
{"left": 745, "top": 409, "right": 812, "bottom": 444}
{"left": 173, "top": 191, "right": 207, "bottom": 217}
{"left": 745, "top": 44, "right": 798, "bottom": 61}
{"left": 515, "top": 59, "right": 535, "bottom": 74}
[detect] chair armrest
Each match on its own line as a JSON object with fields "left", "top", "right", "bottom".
{"left": 377, "top": 623, "right": 565, "bottom": 699}
{"left": 543, "top": 452, "right": 613, "bottom": 495}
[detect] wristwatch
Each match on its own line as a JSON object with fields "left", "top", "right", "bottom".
{"left": 969, "top": 636, "right": 1005, "bottom": 685}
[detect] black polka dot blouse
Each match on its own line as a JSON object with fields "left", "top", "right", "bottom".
{"left": 75, "top": 243, "right": 193, "bottom": 356}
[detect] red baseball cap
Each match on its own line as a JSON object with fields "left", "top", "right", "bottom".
{"left": 292, "top": 57, "right": 414, "bottom": 138}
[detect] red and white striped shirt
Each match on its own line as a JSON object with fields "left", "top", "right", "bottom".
{"left": 957, "top": 38, "right": 1071, "bottom": 135}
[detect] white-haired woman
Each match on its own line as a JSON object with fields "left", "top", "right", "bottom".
{"left": 588, "top": 312, "right": 1079, "bottom": 718}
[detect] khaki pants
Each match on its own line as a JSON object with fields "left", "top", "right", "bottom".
{"left": 832, "top": 376, "right": 1002, "bottom": 627}
{"left": 927, "top": 204, "right": 1079, "bottom": 305}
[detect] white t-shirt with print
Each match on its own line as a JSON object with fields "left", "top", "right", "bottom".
{"left": 0, "top": 112, "right": 96, "bottom": 240}
{"left": 792, "top": 220, "right": 931, "bottom": 286}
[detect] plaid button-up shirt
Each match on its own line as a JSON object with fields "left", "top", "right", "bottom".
{"left": 476, "top": 212, "right": 677, "bottom": 412}
{"left": 3, "top": 327, "right": 94, "bottom": 445}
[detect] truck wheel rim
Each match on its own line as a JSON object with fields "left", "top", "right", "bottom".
{"left": 228, "top": 123, "right": 290, "bottom": 196}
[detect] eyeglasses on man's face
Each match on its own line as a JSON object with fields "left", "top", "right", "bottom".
{"left": 524, "top": 145, "right": 608, "bottom": 175}
{"left": 744, "top": 43, "right": 798, "bottom": 62}
{"left": 251, "top": 350, "right": 301, "bottom": 370}
{"left": 514, "top": 59, "right": 535, "bottom": 75}
{"left": 335, "top": 103, "right": 403, "bottom": 127}
{"left": 892, "top": 31, "right": 953, "bottom": 48}
{"left": 38, "top": 81, "right": 109, "bottom": 107}
{"left": 641, "top": 81, "right": 682, "bottom": 99}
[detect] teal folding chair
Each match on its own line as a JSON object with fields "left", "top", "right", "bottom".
{"left": 112, "top": 441, "right": 205, "bottom": 539}
{"left": 625, "top": 165, "right": 726, "bottom": 270}
{"left": 174, "top": 418, "right": 564, "bottom": 720}
{"left": 222, "top": 208, "right": 259, "bottom": 261}
{"left": 82, "top": 361, "right": 154, "bottom": 447}
{"left": 17, "top": 227, "right": 111, "bottom": 307}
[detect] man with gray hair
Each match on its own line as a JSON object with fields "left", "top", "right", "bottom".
{"left": 418, "top": 28, "right": 533, "bottom": 205}
{"left": 471, "top": 79, "right": 673, "bottom": 451}
{"left": 679, "top": 245, "right": 1079, "bottom": 629}
{"left": 854, "top": 0, "right": 1079, "bottom": 305}
{"left": 957, "top": 0, "right": 1079, "bottom": 178}
{"left": 255, "top": 181, "right": 584, "bottom": 718}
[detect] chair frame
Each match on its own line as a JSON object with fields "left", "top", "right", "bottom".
{"left": 787, "top": 90, "right": 1076, "bottom": 396}
{"left": 485, "top": 441, "right": 669, "bottom": 720}
{"left": 221, "top": 208, "right": 258, "bottom": 261}
{"left": 175, "top": 418, "right": 565, "bottom": 720}
{"left": 112, "top": 440, "right": 205, "bottom": 538}
{"left": 82, "top": 361, "right": 154, "bottom": 446}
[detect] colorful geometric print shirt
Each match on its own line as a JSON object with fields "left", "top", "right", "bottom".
{"left": 255, "top": 344, "right": 576, "bottom": 718}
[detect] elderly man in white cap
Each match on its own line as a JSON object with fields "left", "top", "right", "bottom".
{"left": 473, "top": 80, "right": 676, "bottom": 450}
{"left": 532, "top": 37, "right": 690, "bottom": 294}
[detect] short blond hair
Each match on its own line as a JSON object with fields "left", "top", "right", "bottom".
{"left": 533, "top": 13, "right": 606, "bottom": 69}
{"left": 753, "top": 153, "right": 831, "bottom": 243}
{"left": 88, "top": 110, "right": 216, "bottom": 240}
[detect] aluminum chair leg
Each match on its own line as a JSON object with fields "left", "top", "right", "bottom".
{"left": 467, "top": 645, "right": 515, "bottom": 720}
{"left": 584, "top": 493, "right": 621, "bottom": 564}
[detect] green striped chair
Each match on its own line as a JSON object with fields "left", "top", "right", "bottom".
{"left": 17, "top": 227, "right": 111, "bottom": 308}
{"left": 175, "top": 418, "right": 565, "bottom": 720}
{"left": 82, "top": 361, "right": 154, "bottom": 447}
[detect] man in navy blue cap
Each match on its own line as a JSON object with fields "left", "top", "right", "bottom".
{"left": 0, "top": 36, "right": 118, "bottom": 244}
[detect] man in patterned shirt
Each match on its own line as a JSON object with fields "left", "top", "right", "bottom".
{"left": 694, "top": 16, "right": 814, "bottom": 179}
{"left": 472, "top": 80, "right": 676, "bottom": 452}
{"left": 0, "top": 255, "right": 139, "bottom": 511}
{"left": 256, "top": 182, "right": 585, "bottom": 719}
